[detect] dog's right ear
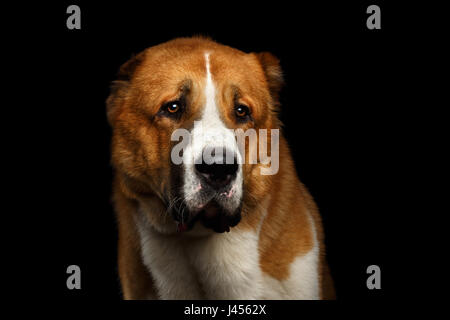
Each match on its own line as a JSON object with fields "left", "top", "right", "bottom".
{"left": 106, "top": 51, "right": 146, "bottom": 125}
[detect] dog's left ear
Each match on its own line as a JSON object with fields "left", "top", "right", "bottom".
{"left": 253, "top": 52, "right": 284, "bottom": 101}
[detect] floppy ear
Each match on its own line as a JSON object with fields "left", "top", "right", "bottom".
{"left": 106, "top": 51, "right": 146, "bottom": 125}
{"left": 253, "top": 52, "right": 284, "bottom": 101}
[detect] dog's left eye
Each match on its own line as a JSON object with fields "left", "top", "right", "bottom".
{"left": 235, "top": 104, "right": 251, "bottom": 121}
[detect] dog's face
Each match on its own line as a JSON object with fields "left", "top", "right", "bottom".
{"left": 108, "top": 38, "right": 283, "bottom": 234}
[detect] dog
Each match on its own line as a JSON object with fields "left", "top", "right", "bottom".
{"left": 107, "top": 37, "right": 335, "bottom": 299}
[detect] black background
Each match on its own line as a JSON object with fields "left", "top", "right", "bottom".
{"left": 15, "top": 0, "right": 424, "bottom": 312}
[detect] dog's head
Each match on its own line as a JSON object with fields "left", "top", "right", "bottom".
{"left": 108, "top": 37, "right": 283, "bottom": 234}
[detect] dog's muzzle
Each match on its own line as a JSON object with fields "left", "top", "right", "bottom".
{"left": 173, "top": 147, "right": 243, "bottom": 233}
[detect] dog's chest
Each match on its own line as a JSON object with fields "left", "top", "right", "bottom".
{"left": 136, "top": 218, "right": 263, "bottom": 299}
{"left": 136, "top": 215, "right": 320, "bottom": 300}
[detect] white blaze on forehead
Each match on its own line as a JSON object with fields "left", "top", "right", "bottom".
{"left": 189, "top": 53, "right": 241, "bottom": 162}
{"left": 204, "top": 53, "right": 216, "bottom": 120}
{"left": 199, "top": 53, "right": 235, "bottom": 148}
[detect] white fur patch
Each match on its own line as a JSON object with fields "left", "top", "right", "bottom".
{"left": 135, "top": 211, "right": 204, "bottom": 299}
{"left": 186, "top": 229, "right": 264, "bottom": 299}
{"left": 182, "top": 52, "right": 243, "bottom": 211}
{"left": 136, "top": 202, "right": 320, "bottom": 299}
{"left": 260, "top": 212, "right": 320, "bottom": 299}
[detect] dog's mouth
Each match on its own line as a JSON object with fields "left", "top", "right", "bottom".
{"left": 173, "top": 200, "right": 241, "bottom": 234}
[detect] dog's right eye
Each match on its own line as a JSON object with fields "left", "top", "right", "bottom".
{"left": 159, "top": 100, "right": 184, "bottom": 118}
{"left": 166, "top": 101, "right": 181, "bottom": 113}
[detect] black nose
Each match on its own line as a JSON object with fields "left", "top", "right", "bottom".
{"left": 195, "top": 150, "right": 238, "bottom": 189}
